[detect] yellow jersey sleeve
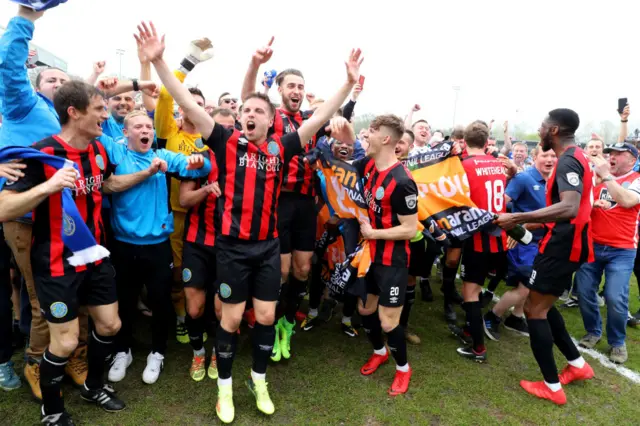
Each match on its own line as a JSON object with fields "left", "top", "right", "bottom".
{"left": 155, "top": 70, "right": 187, "bottom": 141}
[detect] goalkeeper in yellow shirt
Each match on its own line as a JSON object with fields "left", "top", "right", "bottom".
{"left": 154, "top": 38, "right": 214, "bottom": 343}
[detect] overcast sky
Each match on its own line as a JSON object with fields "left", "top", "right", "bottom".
{"left": 1, "top": 0, "right": 638, "bottom": 135}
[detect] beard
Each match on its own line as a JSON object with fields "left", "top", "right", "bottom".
{"left": 541, "top": 135, "right": 553, "bottom": 152}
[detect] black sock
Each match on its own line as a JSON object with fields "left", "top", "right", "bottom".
{"left": 386, "top": 325, "right": 408, "bottom": 366}
{"left": 528, "top": 318, "right": 559, "bottom": 384}
{"left": 215, "top": 325, "right": 238, "bottom": 380}
{"left": 465, "top": 301, "right": 485, "bottom": 352}
{"left": 400, "top": 287, "right": 415, "bottom": 328}
{"left": 343, "top": 294, "right": 357, "bottom": 318}
{"left": 487, "top": 275, "right": 501, "bottom": 293}
{"left": 309, "top": 263, "right": 324, "bottom": 310}
{"left": 547, "top": 306, "right": 580, "bottom": 361}
{"left": 285, "top": 276, "right": 306, "bottom": 323}
{"left": 40, "top": 349, "right": 68, "bottom": 415}
{"left": 361, "top": 312, "right": 384, "bottom": 351}
{"left": 442, "top": 265, "right": 457, "bottom": 301}
{"left": 86, "top": 331, "right": 114, "bottom": 390}
{"left": 186, "top": 314, "right": 204, "bottom": 352}
{"left": 252, "top": 322, "right": 275, "bottom": 374}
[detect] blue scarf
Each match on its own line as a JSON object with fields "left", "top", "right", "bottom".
{"left": 0, "top": 146, "right": 110, "bottom": 266}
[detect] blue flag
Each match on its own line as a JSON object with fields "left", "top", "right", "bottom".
{"left": 9, "top": 0, "right": 67, "bottom": 11}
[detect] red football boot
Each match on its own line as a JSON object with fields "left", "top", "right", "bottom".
{"left": 520, "top": 380, "right": 567, "bottom": 405}
{"left": 559, "top": 362, "right": 595, "bottom": 385}
{"left": 360, "top": 351, "right": 389, "bottom": 376}
{"left": 388, "top": 367, "right": 412, "bottom": 396}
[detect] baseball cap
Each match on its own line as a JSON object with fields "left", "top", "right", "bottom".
{"left": 604, "top": 142, "right": 639, "bottom": 158}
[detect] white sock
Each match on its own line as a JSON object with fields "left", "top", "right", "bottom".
{"left": 177, "top": 316, "right": 185, "bottom": 323}
{"left": 218, "top": 377, "right": 232, "bottom": 387}
{"left": 308, "top": 308, "right": 318, "bottom": 318}
{"left": 251, "top": 370, "right": 266, "bottom": 382}
{"left": 544, "top": 381, "right": 562, "bottom": 392}
{"left": 374, "top": 347, "right": 387, "bottom": 356}
{"left": 194, "top": 348, "right": 205, "bottom": 357}
{"left": 342, "top": 316, "right": 351, "bottom": 325}
{"left": 396, "top": 363, "right": 410, "bottom": 372}
{"left": 568, "top": 356, "right": 585, "bottom": 369}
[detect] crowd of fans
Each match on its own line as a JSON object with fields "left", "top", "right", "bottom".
{"left": 0, "top": 3, "right": 639, "bottom": 425}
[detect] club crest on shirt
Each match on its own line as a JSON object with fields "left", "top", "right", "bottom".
{"left": 267, "top": 141, "right": 280, "bottom": 156}
{"left": 375, "top": 187, "right": 385, "bottom": 200}
{"left": 62, "top": 213, "right": 76, "bottom": 236}
{"left": 622, "top": 181, "right": 631, "bottom": 189}
{"left": 95, "top": 154, "right": 105, "bottom": 171}
{"left": 405, "top": 194, "right": 417, "bottom": 209}
{"left": 50, "top": 302, "right": 68, "bottom": 319}
{"left": 182, "top": 268, "right": 192, "bottom": 283}
{"left": 566, "top": 172, "right": 579, "bottom": 187}
{"left": 195, "top": 138, "right": 205, "bottom": 149}
{"left": 219, "top": 283, "right": 232, "bottom": 299}
{"left": 533, "top": 185, "right": 541, "bottom": 191}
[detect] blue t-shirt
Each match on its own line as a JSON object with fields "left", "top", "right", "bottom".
{"left": 506, "top": 166, "right": 547, "bottom": 240}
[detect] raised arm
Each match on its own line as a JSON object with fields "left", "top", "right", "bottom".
{"left": 297, "top": 49, "right": 363, "bottom": 146}
{"left": 135, "top": 22, "right": 216, "bottom": 140}
{"left": 0, "top": 7, "right": 44, "bottom": 121}
{"left": 500, "top": 120, "right": 512, "bottom": 156}
{"left": 241, "top": 37, "right": 274, "bottom": 102}
{"left": 86, "top": 61, "right": 105, "bottom": 86}
{"left": 404, "top": 104, "right": 420, "bottom": 129}
{"left": 96, "top": 77, "right": 157, "bottom": 99}
{"left": 619, "top": 104, "right": 630, "bottom": 143}
{"left": 137, "top": 41, "right": 157, "bottom": 112}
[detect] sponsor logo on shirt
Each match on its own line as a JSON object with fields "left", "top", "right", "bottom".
{"left": 74, "top": 174, "right": 104, "bottom": 196}
{"left": 238, "top": 152, "right": 281, "bottom": 172}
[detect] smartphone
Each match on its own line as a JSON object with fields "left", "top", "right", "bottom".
{"left": 358, "top": 75, "right": 365, "bottom": 87}
{"left": 618, "top": 98, "right": 628, "bottom": 114}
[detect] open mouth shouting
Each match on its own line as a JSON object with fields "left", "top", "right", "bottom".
{"left": 289, "top": 97, "right": 300, "bottom": 110}
{"left": 140, "top": 136, "right": 151, "bottom": 146}
{"left": 246, "top": 120, "right": 256, "bottom": 133}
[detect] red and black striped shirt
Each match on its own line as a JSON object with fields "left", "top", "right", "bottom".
{"left": 272, "top": 108, "right": 327, "bottom": 196}
{"left": 9, "top": 136, "right": 113, "bottom": 277}
{"left": 205, "top": 123, "right": 302, "bottom": 241}
{"left": 184, "top": 148, "right": 219, "bottom": 247}
{"left": 461, "top": 154, "right": 508, "bottom": 253}
{"left": 354, "top": 158, "right": 418, "bottom": 267}
{"left": 539, "top": 146, "right": 594, "bottom": 263}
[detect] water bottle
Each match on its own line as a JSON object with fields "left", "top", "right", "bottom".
{"left": 264, "top": 70, "right": 277, "bottom": 88}
{"left": 494, "top": 215, "right": 533, "bottom": 245}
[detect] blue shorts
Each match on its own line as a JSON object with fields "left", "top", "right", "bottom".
{"left": 506, "top": 242, "right": 538, "bottom": 287}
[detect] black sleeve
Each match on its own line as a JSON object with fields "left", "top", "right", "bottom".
{"left": 6, "top": 159, "right": 46, "bottom": 193}
{"left": 352, "top": 156, "right": 370, "bottom": 177}
{"left": 390, "top": 177, "right": 419, "bottom": 216}
{"left": 342, "top": 99, "right": 356, "bottom": 121}
{"left": 282, "top": 132, "right": 303, "bottom": 162}
{"left": 555, "top": 154, "right": 584, "bottom": 194}
{"left": 204, "top": 123, "right": 234, "bottom": 157}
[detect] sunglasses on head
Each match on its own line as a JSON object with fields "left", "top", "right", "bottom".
{"left": 222, "top": 98, "right": 238, "bottom": 104}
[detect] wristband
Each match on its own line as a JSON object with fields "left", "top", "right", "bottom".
{"left": 132, "top": 79, "right": 139, "bottom": 92}
{"left": 410, "top": 230, "right": 423, "bottom": 243}
{"left": 602, "top": 175, "right": 615, "bottom": 182}
{"left": 179, "top": 56, "right": 199, "bottom": 74}
{"left": 621, "top": 119, "right": 629, "bottom": 123}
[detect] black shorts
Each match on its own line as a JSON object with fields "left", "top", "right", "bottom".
{"left": 34, "top": 259, "right": 117, "bottom": 324}
{"left": 278, "top": 192, "right": 317, "bottom": 254}
{"left": 182, "top": 242, "right": 217, "bottom": 291}
{"left": 409, "top": 239, "right": 430, "bottom": 277}
{"left": 215, "top": 235, "right": 281, "bottom": 304}
{"left": 365, "top": 264, "right": 408, "bottom": 308}
{"left": 459, "top": 244, "right": 507, "bottom": 286}
{"left": 527, "top": 253, "right": 581, "bottom": 297}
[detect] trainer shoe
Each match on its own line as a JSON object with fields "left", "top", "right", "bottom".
{"left": 456, "top": 346, "right": 487, "bottom": 363}
{"left": 190, "top": 354, "right": 206, "bottom": 382}
{"left": 578, "top": 333, "right": 601, "bottom": 349}
{"left": 65, "top": 346, "right": 88, "bottom": 387}
{"left": 627, "top": 311, "right": 639, "bottom": 328}
{"left": 597, "top": 292, "right": 605, "bottom": 307}
{"left": 41, "top": 406, "right": 75, "bottom": 426}
{"left": 404, "top": 329, "right": 421, "bottom": 345}
{"left": 24, "top": 360, "right": 42, "bottom": 401}
{"left": 609, "top": 345, "right": 628, "bottom": 364}
{"left": 216, "top": 384, "right": 234, "bottom": 424}
{"left": 504, "top": 314, "right": 529, "bottom": 337}
{"left": 421, "top": 280, "right": 434, "bottom": 302}
{"left": 301, "top": 314, "right": 321, "bottom": 331}
{"left": 388, "top": 367, "right": 412, "bottom": 396}
{"left": 270, "top": 322, "right": 281, "bottom": 362}
{"left": 142, "top": 352, "right": 164, "bottom": 384}
{"left": 0, "top": 361, "right": 21, "bottom": 391}
{"left": 559, "top": 362, "right": 595, "bottom": 385}
{"left": 561, "top": 296, "right": 579, "bottom": 308}
{"left": 108, "top": 350, "right": 132, "bottom": 383}
{"left": 559, "top": 290, "right": 570, "bottom": 302}
{"left": 483, "top": 313, "right": 501, "bottom": 342}
{"left": 176, "top": 320, "right": 189, "bottom": 344}
{"left": 448, "top": 323, "right": 472, "bottom": 346}
{"left": 360, "top": 351, "right": 389, "bottom": 376}
{"left": 80, "top": 383, "right": 126, "bottom": 412}
{"left": 208, "top": 355, "right": 219, "bottom": 380}
{"left": 520, "top": 380, "right": 566, "bottom": 405}
{"left": 341, "top": 322, "right": 358, "bottom": 338}
{"left": 246, "top": 377, "right": 275, "bottom": 415}
{"left": 279, "top": 317, "right": 295, "bottom": 360}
